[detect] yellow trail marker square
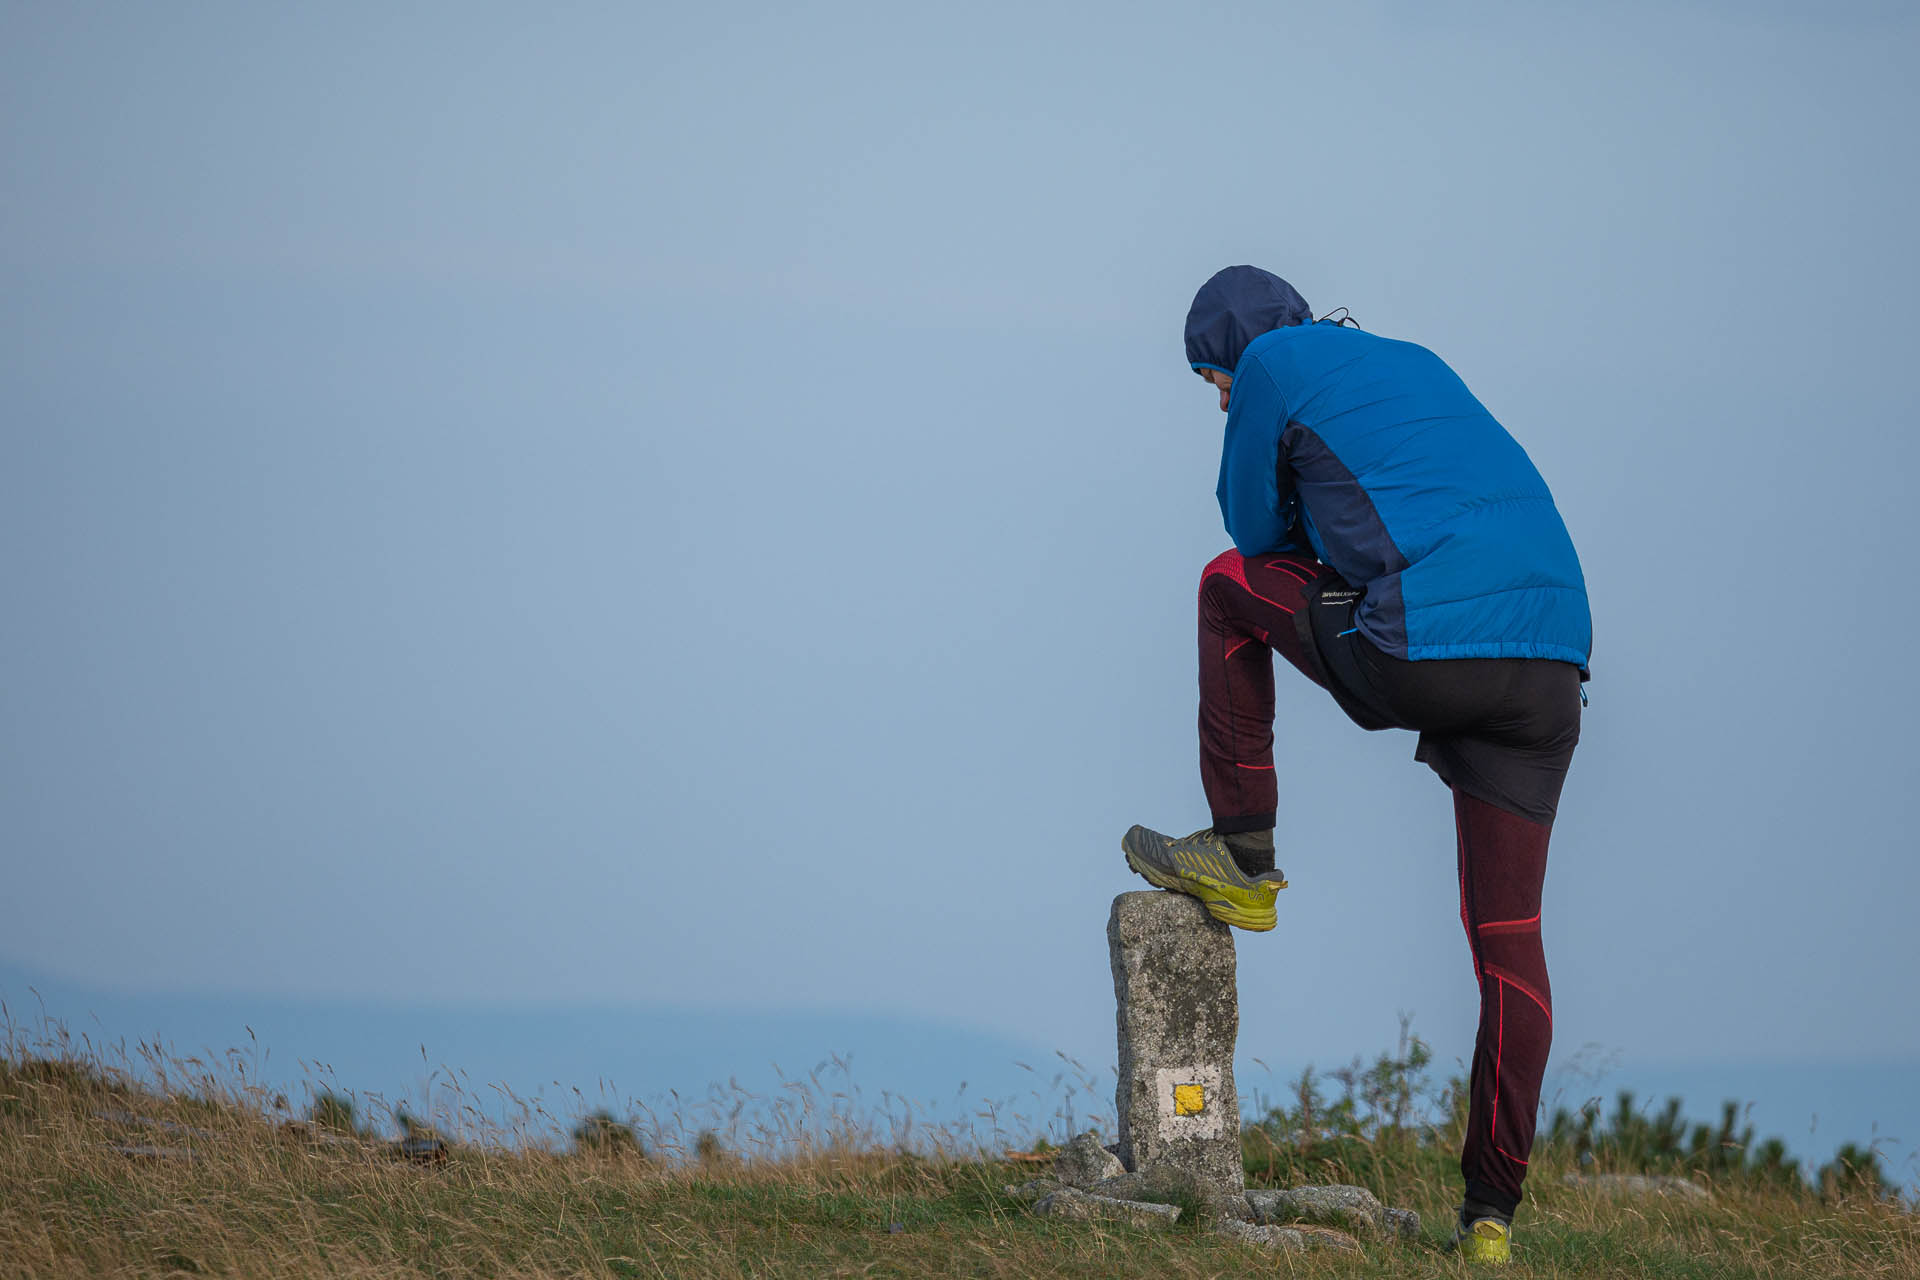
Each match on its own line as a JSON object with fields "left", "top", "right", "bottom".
{"left": 1173, "top": 1083, "right": 1206, "bottom": 1116}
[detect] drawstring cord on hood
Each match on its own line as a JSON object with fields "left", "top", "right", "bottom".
{"left": 1317, "top": 307, "right": 1360, "bottom": 328}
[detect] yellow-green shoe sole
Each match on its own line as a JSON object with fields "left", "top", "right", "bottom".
{"left": 1123, "top": 849, "right": 1281, "bottom": 932}
{"left": 1454, "top": 1219, "right": 1512, "bottom": 1264}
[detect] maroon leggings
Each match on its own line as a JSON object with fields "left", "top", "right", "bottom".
{"left": 1199, "top": 549, "right": 1554, "bottom": 1216}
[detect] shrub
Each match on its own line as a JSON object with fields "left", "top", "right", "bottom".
{"left": 1241, "top": 1017, "right": 1455, "bottom": 1193}
{"left": 571, "top": 1108, "right": 645, "bottom": 1158}
{"left": 1818, "top": 1142, "right": 1889, "bottom": 1201}
{"left": 307, "top": 1090, "right": 365, "bottom": 1137}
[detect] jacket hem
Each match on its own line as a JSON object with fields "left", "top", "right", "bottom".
{"left": 1405, "top": 640, "right": 1590, "bottom": 665}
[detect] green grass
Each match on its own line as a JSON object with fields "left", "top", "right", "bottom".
{"left": 2, "top": 1044, "right": 1915, "bottom": 1278}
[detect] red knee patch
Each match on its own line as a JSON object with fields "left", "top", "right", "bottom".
{"left": 1200, "top": 549, "right": 1251, "bottom": 598}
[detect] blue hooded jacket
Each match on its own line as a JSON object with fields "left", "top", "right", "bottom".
{"left": 1185, "top": 266, "right": 1591, "bottom": 671}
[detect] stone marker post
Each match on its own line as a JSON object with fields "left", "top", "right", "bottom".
{"left": 1107, "top": 891, "right": 1245, "bottom": 1205}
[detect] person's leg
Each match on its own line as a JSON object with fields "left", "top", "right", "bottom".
{"left": 1345, "top": 654, "right": 1575, "bottom": 1240}
{"left": 1116, "top": 548, "right": 1327, "bottom": 929}
{"left": 1453, "top": 788, "right": 1554, "bottom": 1223}
{"left": 1195, "top": 549, "right": 1329, "bottom": 845}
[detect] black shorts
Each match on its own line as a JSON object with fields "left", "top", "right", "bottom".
{"left": 1294, "top": 577, "right": 1583, "bottom": 824}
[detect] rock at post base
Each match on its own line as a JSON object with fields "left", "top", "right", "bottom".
{"left": 1053, "top": 1131, "right": 1125, "bottom": 1189}
{"left": 1214, "top": 1218, "right": 1305, "bottom": 1251}
{"left": 1246, "top": 1183, "right": 1388, "bottom": 1238}
{"left": 1032, "top": 1187, "right": 1182, "bottom": 1230}
{"left": 1108, "top": 891, "right": 1244, "bottom": 1204}
{"left": 1214, "top": 1218, "right": 1362, "bottom": 1253}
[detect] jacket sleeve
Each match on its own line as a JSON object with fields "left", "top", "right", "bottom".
{"left": 1214, "top": 361, "right": 1303, "bottom": 556}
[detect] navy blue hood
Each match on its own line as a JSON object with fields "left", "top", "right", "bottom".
{"left": 1185, "top": 266, "right": 1312, "bottom": 378}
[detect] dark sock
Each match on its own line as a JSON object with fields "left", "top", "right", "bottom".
{"left": 1222, "top": 829, "right": 1275, "bottom": 877}
{"left": 1460, "top": 1195, "right": 1514, "bottom": 1228}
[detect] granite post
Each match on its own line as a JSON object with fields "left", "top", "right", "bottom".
{"left": 1107, "top": 891, "right": 1245, "bottom": 1205}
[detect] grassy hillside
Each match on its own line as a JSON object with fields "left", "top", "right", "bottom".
{"left": 3, "top": 1045, "right": 1915, "bottom": 1278}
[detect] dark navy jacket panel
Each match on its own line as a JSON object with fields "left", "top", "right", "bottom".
{"left": 1281, "top": 422, "right": 1410, "bottom": 656}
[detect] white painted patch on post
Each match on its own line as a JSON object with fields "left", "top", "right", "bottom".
{"left": 1153, "top": 1064, "right": 1225, "bottom": 1140}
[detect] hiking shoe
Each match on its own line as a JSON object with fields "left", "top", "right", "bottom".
{"left": 1120, "top": 825, "right": 1287, "bottom": 931}
{"left": 1451, "top": 1217, "right": 1512, "bottom": 1264}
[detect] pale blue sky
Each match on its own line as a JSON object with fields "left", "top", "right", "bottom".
{"left": 4, "top": 0, "right": 1917, "bottom": 1145}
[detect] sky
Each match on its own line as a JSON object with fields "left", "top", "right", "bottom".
{"left": 3, "top": 0, "right": 1918, "bottom": 1171}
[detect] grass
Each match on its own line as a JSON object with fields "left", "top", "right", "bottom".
{"left": 2, "top": 1030, "right": 1916, "bottom": 1278}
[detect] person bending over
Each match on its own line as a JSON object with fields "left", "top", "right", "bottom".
{"left": 1123, "top": 265, "right": 1591, "bottom": 1265}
